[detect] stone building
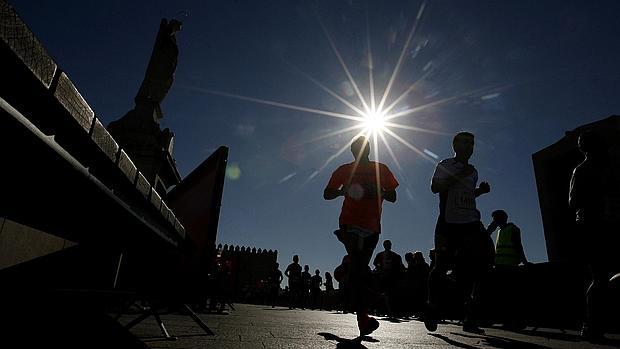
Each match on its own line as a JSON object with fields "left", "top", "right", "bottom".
{"left": 216, "top": 244, "right": 278, "bottom": 301}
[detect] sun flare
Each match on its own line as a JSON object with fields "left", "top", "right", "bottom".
{"left": 361, "top": 109, "right": 387, "bottom": 135}
{"left": 184, "top": 0, "right": 500, "bottom": 181}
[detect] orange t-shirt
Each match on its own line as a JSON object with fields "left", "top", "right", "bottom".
{"left": 327, "top": 161, "right": 399, "bottom": 233}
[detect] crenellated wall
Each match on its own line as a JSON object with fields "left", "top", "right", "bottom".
{"left": 215, "top": 243, "right": 278, "bottom": 300}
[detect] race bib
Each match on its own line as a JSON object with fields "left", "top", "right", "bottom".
{"left": 449, "top": 189, "right": 476, "bottom": 210}
{"left": 445, "top": 189, "right": 479, "bottom": 223}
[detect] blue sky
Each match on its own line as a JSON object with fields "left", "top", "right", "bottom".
{"left": 12, "top": 0, "right": 620, "bottom": 276}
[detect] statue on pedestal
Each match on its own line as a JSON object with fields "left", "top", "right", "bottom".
{"left": 108, "top": 18, "right": 183, "bottom": 194}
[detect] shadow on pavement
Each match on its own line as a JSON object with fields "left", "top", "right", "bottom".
{"left": 449, "top": 332, "right": 554, "bottom": 349}
{"left": 141, "top": 333, "right": 211, "bottom": 342}
{"left": 510, "top": 328, "right": 620, "bottom": 346}
{"left": 428, "top": 334, "right": 478, "bottom": 349}
{"left": 378, "top": 317, "right": 410, "bottom": 323}
{"left": 317, "top": 332, "right": 379, "bottom": 349}
{"left": 505, "top": 328, "right": 579, "bottom": 342}
{"left": 197, "top": 311, "right": 230, "bottom": 316}
{"left": 510, "top": 329, "right": 620, "bottom": 347}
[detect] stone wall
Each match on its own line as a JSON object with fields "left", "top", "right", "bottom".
{"left": 216, "top": 244, "right": 277, "bottom": 300}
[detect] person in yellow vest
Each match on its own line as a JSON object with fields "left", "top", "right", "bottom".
{"left": 487, "top": 209, "right": 529, "bottom": 329}
{"left": 487, "top": 210, "right": 528, "bottom": 267}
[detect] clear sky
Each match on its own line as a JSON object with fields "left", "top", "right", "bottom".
{"left": 12, "top": 0, "right": 620, "bottom": 277}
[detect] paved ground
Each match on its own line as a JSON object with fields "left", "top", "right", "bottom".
{"left": 121, "top": 304, "right": 620, "bottom": 349}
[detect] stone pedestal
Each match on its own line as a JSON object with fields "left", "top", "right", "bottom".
{"left": 108, "top": 103, "right": 180, "bottom": 195}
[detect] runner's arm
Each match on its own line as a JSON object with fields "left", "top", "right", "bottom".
{"left": 380, "top": 164, "right": 398, "bottom": 202}
{"left": 475, "top": 181, "right": 491, "bottom": 197}
{"left": 382, "top": 189, "right": 397, "bottom": 202}
{"left": 324, "top": 186, "right": 346, "bottom": 200}
{"left": 486, "top": 221, "right": 498, "bottom": 235}
{"left": 373, "top": 253, "right": 381, "bottom": 269}
{"left": 324, "top": 166, "right": 347, "bottom": 200}
{"left": 568, "top": 168, "right": 581, "bottom": 209}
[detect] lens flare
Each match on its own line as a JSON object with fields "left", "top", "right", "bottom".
{"left": 361, "top": 109, "right": 386, "bottom": 135}
{"left": 179, "top": 0, "right": 508, "bottom": 186}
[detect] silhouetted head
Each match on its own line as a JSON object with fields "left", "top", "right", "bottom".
{"left": 325, "top": 272, "right": 331, "bottom": 278}
{"left": 578, "top": 131, "right": 606, "bottom": 157}
{"left": 315, "top": 269, "right": 320, "bottom": 275}
{"left": 453, "top": 132, "right": 475, "bottom": 160}
{"left": 304, "top": 265, "right": 309, "bottom": 272}
{"left": 342, "top": 255, "right": 351, "bottom": 265}
{"left": 383, "top": 239, "right": 392, "bottom": 251}
{"left": 275, "top": 262, "right": 279, "bottom": 269}
{"left": 405, "top": 252, "right": 414, "bottom": 264}
{"left": 351, "top": 136, "right": 370, "bottom": 160}
{"left": 413, "top": 251, "right": 425, "bottom": 263}
{"left": 492, "top": 209, "right": 508, "bottom": 226}
{"left": 293, "top": 255, "right": 299, "bottom": 263}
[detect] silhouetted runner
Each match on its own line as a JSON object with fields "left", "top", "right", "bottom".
{"left": 426, "top": 131, "right": 491, "bottom": 334}
{"left": 310, "top": 269, "right": 323, "bottom": 309}
{"left": 334, "top": 255, "right": 352, "bottom": 313}
{"left": 405, "top": 251, "right": 430, "bottom": 317}
{"left": 324, "top": 272, "right": 334, "bottom": 293}
{"left": 268, "top": 262, "right": 283, "bottom": 308}
{"left": 569, "top": 131, "right": 620, "bottom": 341}
{"left": 324, "top": 271, "right": 335, "bottom": 310}
{"left": 285, "top": 255, "right": 303, "bottom": 309}
{"left": 324, "top": 136, "right": 398, "bottom": 337}
{"left": 373, "top": 239, "right": 404, "bottom": 318}
{"left": 302, "top": 265, "right": 311, "bottom": 309}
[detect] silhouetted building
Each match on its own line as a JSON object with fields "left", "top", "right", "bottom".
{"left": 217, "top": 244, "right": 278, "bottom": 301}
{"left": 532, "top": 115, "right": 620, "bottom": 263}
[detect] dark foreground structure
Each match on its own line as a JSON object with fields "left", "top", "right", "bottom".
{"left": 533, "top": 115, "right": 620, "bottom": 264}
{"left": 0, "top": 2, "right": 228, "bottom": 347}
{"left": 526, "top": 116, "right": 620, "bottom": 331}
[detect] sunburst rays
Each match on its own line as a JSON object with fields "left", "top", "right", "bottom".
{"left": 179, "top": 0, "right": 502, "bottom": 187}
{"left": 377, "top": 0, "right": 427, "bottom": 113}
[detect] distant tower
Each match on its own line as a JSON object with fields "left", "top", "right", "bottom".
{"left": 108, "top": 18, "right": 183, "bottom": 195}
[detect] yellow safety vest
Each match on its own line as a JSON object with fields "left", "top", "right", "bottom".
{"left": 495, "top": 224, "right": 521, "bottom": 266}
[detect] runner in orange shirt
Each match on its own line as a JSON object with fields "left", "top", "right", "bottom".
{"left": 324, "top": 136, "right": 398, "bottom": 337}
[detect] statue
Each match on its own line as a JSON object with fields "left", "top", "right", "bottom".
{"left": 107, "top": 18, "right": 183, "bottom": 194}
{"left": 135, "top": 18, "right": 182, "bottom": 119}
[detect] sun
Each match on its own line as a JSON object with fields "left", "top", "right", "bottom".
{"left": 361, "top": 109, "right": 386, "bottom": 135}
{"left": 185, "top": 0, "right": 468, "bottom": 175}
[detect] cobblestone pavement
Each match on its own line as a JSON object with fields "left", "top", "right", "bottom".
{"left": 121, "top": 304, "right": 620, "bottom": 349}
